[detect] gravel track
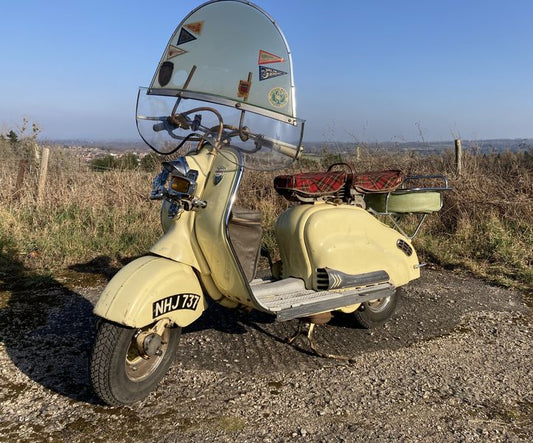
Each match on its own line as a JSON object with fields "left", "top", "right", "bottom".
{"left": 0, "top": 268, "right": 531, "bottom": 442}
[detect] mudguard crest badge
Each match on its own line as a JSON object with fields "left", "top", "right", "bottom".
{"left": 214, "top": 166, "right": 226, "bottom": 185}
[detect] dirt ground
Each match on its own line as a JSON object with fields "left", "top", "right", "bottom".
{"left": 0, "top": 267, "right": 532, "bottom": 442}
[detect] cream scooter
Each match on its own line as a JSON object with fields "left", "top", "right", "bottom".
{"left": 90, "top": 0, "right": 448, "bottom": 406}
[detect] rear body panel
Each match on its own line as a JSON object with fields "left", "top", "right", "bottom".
{"left": 275, "top": 203, "right": 420, "bottom": 289}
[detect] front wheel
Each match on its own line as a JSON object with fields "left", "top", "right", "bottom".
{"left": 90, "top": 319, "right": 181, "bottom": 406}
{"left": 352, "top": 291, "right": 398, "bottom": 329}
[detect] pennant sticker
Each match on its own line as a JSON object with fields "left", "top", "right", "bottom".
{"left": 258, "top": 50, "right": 285, "bottom": 65}
{"left": 184, "top": 21, "right": 204, "bottom": 35}
{"left": 177, "top": 28, "right": 197, "bottom": 45}
{"left": 259, "top": 66, "right": 287, "bottom": 81}
{"left": 167, "top": 45, "right": 187, "bottom": 59}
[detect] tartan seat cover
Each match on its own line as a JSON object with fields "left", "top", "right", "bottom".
{"left": 274, "top": 170, "right": 347, "bottom": 198}
{"left": 354, "top": 169, "right": 404, "bottom": 193}
{"left": 274, "top": 169, "right": 404, "bottom": 201}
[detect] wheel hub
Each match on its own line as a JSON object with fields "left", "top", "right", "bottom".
{"left": 125, "top": 320, "right": 172, "bottom": 382}
{"left": 142, "top": 333, "right": 163, "bottom": 358}
{"left": 365, "top": 296, "right": 392, "bottom": 313}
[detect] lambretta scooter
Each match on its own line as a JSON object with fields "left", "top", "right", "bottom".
{"left": 90, "top": 0, "right": 449, "bottom": 406}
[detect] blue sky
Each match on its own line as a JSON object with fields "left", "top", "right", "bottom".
{"left": 1, "top": 0, "right": 532, "bottom": 143}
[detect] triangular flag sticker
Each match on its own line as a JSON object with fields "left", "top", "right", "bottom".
{"left": 177, "top": 28, "right": 197, "bottom": 45}
{"left": 184, "top": 21, "right": 204, "bottom": 35}
{"left": 167, "top": 45, "right": 187, "bottom": 59}
{"left": 259, "top": 66, "right": 287, "bottom": 81}
{"left": 258, "top": 50, "right": 285, "bottom": 65}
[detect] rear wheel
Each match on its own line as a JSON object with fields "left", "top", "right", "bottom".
{"left": 353, "top": 291, "right": 398, "bottom": 328}
{"left": 90, "top": 320, "right": 181, "bottom": 405}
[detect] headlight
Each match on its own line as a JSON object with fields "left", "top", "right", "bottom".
{"left": 171, "top": 176, "right": 193, "bottom": 194}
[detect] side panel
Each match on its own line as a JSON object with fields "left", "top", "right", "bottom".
{"left": 93, "top": 255, "right": 206, "bottom": 328}
{"left": 276, "top": 203, "right": 420, "bottom": 288}
{"left": 275, "top": 204, "right": 314, "bottom": 282}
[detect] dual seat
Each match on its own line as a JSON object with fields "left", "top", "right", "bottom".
{"left": 274, "top": 166, "right": 405, "bottom": 203}
{"left": 274, "top": 165, "right": 450, "bottom": 239}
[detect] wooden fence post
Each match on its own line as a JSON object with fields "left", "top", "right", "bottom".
{"left": 37, "top": 147, "right": 50, "bottom": 204}
{"left": 11, "top": 159, "right": 28, "bottom": 200}
{"left": 454, "top": 139, "right": 462, "bottom": 176}
{"left": 33, "top": 141, "right": 41, "bottom": 165}
{"left": 16, "top": 159, "right": 27, "bottom": 187}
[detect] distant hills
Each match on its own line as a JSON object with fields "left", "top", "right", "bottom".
{"left": 304, "top": 138, "right": 533, "bottom": 155}
{"left": 44, "top": 138, "right": 533, "bottom": 155}
{"left": 42, "top": 139, "right": 149, "bottom": 152}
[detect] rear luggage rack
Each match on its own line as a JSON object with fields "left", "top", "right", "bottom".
{"left": 364, "top": 175, "right": 452, "bottom": 239}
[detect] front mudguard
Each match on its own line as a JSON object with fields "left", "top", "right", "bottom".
{"left": 93, "top": 255, "right": 206, "bottom": 328}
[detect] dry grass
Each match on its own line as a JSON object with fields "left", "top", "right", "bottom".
{"left": 0, "top": 142, "right": 161, "bottom": 276}
{"left": 420, "top": 148, "right": 533, "bottom": 290}
{"left": 1, "top": 138, "right": 531, "bottom": 291}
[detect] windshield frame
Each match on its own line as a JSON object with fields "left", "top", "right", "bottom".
{"left": 147, "top": 87, "right": 300, "bottom": 126}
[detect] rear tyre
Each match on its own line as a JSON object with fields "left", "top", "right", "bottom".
{"left": 353, "top": 291, "right": 398, "bottom": 329}
{"left": 90, "top": 320, "right": 181, "bottom": 406}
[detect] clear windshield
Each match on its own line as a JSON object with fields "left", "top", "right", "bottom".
{"left": 151, "top": 0, "right": 297, "bottom": 123}
{"left": 136, "top": 87, "right": 304, "bottom": 170}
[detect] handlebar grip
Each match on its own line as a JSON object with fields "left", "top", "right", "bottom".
{"left": 259, "top": 135, "right": 301, "bottom": 159}
{"left": 153, "top": 114, "right": 191, "bottom": 133}
{"left": 153, "top": 117, "right": 182, "bottom": 133}
{"left": 152, "top": 122, "right": 167, "bottom": 132}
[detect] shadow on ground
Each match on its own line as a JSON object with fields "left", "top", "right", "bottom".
{"left": 1, "top": 241, "right": 529, "bottom": 404}
{"left": 0, "top": 252, "right": 291, "bottom": 404}
{"left": 0, "top": 248, "right": 102, "bottom": 403}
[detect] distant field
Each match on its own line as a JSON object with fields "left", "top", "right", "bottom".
{"left": 46, "top": 137, "right": 533, "bottom": 156}
{"left": 1, "top": 136, "right": 531, "bottom": 292}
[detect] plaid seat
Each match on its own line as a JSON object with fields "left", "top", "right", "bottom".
{"left": 354, "top": 170, "right": 404, "bottom": 193}
{"left": 274, "top": 170, "right": 347, "bottom": 202}
{"left": 274, "top": 168, "right": 405, "bottom": 202}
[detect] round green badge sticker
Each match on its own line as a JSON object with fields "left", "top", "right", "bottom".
{"left": 268, "top": 87, "right": 288, "bottom": 108}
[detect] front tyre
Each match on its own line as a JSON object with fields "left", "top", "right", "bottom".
{"left": 90, "top": 320, "right": 181, "bottom": 406}
{"left": 352, "top": 291, "right": 398, "bottom": 329}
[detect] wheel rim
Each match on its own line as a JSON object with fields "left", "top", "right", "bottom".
{"left": 365, "top": 296, "right": 392, "bottom": 313}
{"left": 124, "top": 327, "right": 169, "bottom": 382}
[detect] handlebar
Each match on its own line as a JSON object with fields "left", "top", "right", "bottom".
{"left": 150, "top": 110, "right": 302, "bottom": 159}
{"left": 254, "top": 135, "right": 301, "bottom": 159}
